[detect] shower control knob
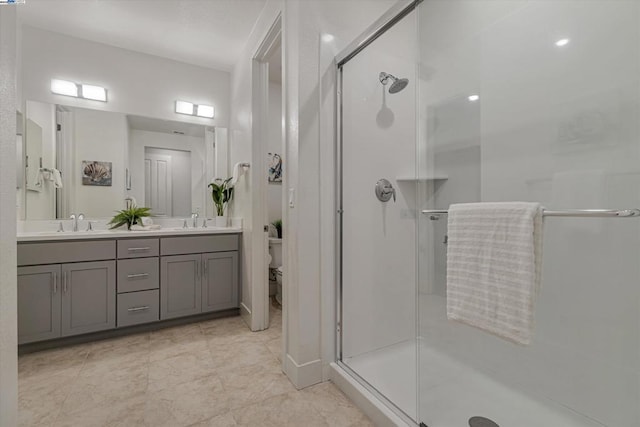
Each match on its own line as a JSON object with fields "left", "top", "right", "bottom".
{"left": 375, "top": 179, "right": 396, "bottom": 203}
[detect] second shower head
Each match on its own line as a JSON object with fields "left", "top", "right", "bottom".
{"left": 379, "top": 72, "right": 409, "bottom": 94}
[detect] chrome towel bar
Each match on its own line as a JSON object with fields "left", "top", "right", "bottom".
{"left": 421, "top": 208, "right": 640, "bottom": 218}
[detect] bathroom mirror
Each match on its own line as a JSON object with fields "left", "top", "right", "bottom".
{"left": 20, "top": 101, "right": 217, "bottom": 220}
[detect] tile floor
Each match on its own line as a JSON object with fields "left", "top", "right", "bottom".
{"left": 18, "top": 304, "right": 373, "bottom": 427}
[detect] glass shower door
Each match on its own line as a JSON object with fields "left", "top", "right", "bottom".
{"left": 417, "top": 1, "right": 640, "bottom": 426}
{"left": 338, "top": 8, "right": 418, "bottom": 422}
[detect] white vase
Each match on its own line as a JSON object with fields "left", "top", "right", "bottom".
{"left": 215, "top": 216, "right": 228, "bottom": 227}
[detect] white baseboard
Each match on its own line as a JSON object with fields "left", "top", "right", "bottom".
{"left": 329, "top": 362, "right": 412, "bottom": 427}
{"left": 283, "top": 353, "right": 323, "bottom": 389}
{"left": 239, "top": 302, "right": 251, "bottom": 328}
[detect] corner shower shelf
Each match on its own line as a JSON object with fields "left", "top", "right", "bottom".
{"left": 395, "top": 176, "right": 448, "bottom": 182}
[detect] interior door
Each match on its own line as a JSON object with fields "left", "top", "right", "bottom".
{"left": 145, "top": 152, "right": 172, "bottom": 216}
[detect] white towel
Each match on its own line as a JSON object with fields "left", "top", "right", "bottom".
{"left": 446, "top": 202, "right": 543, "bottom": 345}
{"left": 51, "top": 169, "right": 63, "bottom": 189}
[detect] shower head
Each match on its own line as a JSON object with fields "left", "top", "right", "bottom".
{"left": 379, "top": 72, "right": 409, "bottom": 94}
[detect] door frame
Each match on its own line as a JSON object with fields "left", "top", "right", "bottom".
{"left": 250, "top": 14, "right": 283, "bottom": 332}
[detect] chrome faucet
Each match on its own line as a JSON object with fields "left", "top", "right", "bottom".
{"left": 191, "top": 212, "right": 199, "bottom": 228}
{"left": 69, "top": 213, "right": 84, "bottom": 232}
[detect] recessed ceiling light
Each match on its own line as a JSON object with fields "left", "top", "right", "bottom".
{"left": 468, "top": 94, "right": 480, "bottom": 102}
{"left": 555, "top": 38, "right": 570, "bottom": 47}
{"left": 321, "top": 33, "right": 335, "bottom": 43}
{"left": 175, "top": 101, "right": 194, "bottom": 115}
{"left": 51, "top": 79, "right": 78, "bottom": 97}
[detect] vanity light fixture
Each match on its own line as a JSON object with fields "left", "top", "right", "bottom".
{"left": 175, "top": 100, "right": 195, "bottom": 115}
{"left": 175, "top": 100, "right": 215, "bottom": 119}
{"left": 51, "top": 79, "right": 79, "bottom": 98}
{"left": 51, "top": 79, "right": 107, "bottom": 102}
{"left": 81, "top": 84, "right": 107, "bottom": 102}
{"left": 196, "top": 104, "right": 215, "bottom": 118}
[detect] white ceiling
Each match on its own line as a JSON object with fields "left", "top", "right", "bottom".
{"left": 19, "top": 0, "right": 268, "bottom": 71}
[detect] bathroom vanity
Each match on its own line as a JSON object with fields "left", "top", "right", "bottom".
{"left": 17, "top": 228, "right": 241, "bottom": 347}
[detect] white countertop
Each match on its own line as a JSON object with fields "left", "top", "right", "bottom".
{"left": 18, "top": 226, "right": 242, "bottom": 242}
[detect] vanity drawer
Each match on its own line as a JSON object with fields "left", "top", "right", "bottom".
{"left": 160, "top": 234, "right": 239, "bottom": 256}
{"left": 117, "top": 289, "right": 159, "bottom": 328}
{"left": 117, "top": 238, "right": 159, "bottom": 259}
{"left": 18, "top": 240, "right": 115, "bottom": 266}
{"left": 117, "top": 258, "right": 159, "bottom": 293}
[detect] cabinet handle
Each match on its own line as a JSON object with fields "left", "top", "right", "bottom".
{"left": 203, "top": 261, "right": 207, "bottom": 277}
{"left": 63, "top": 271, "right": 68, "bottom": 293}
{"left": 127, "top": 306, "right": 150, "bottom": 312}
{"left": 127, "top": 247, "right": 150, "bottom": 252}
{"left": 52, "top": 272, "right": 58, "bottom": 294}
{"left": 195, "top": 261, "right": 199, "bottom": 279}
{"left": 127, "top": 273, "right": 149, "bottom": 279}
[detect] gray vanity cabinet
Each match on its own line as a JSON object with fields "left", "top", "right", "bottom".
{"left": 61, "top": 261, "right": 116, "bottom": 337}
{"left": 160, "top": 254, "right": 202, "bottom": 320}
{"left": 17, "top": 265, "right": 62, "bottom": 344}
{"left": 160, "top": 235, "right": 240, "bottom": 320}
{"left": 201, "top": 251, "right": 239, "bottom": 313}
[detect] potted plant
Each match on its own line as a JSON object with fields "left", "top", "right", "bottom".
{"left": 272, "top": 219, "right": 282, "bottom": 239}
{"left": 108, "top": 205, "right": 151, "bottom": 230}
{"left": 208, "top": 177, "right": 234, "bottom": 227}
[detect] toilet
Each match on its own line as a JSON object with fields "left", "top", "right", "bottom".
{"left": 275, "top": 266, "right": 283, "bottom": 305}
{"left": 268, "top": 237, "right": 283, "bottom": 302}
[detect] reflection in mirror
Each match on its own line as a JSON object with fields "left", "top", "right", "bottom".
{"left": 20, "top": 102, "right": 216, "bottom": 220}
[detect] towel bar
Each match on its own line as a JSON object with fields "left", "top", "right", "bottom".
{"left": 421, "top": 208, "right": 640, "bottom": 218}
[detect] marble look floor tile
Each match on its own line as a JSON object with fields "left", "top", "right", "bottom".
{"left": 148, "top": 349, "right": 217, "bottom": 392}
{"left": 145, "top": 375, "right": 229, "bottom": 427}
{"left": 151, "top": 323, "right": 203, "bottom": 340}
{"left": 218, "top": 359, "right": 295, "bottom": 409}
{"left": 18, "top": 373, "right": 74, "bottom": 427}
{"left": 149, "top": 334, "right": 209, "bottom": 362}
{"left": 265, "top": 337, "right": 282, "bottom": 362}
{"left": 303, "top": 382, "right": 375, "bottom": 427}
{"left": 19, "top": 315, "right": 370, "bottom": 427}
{"left": 59, "top": 363, "right": 149, "bottom": 416}
{"left": 232, "top": 391, "right": 330, "bottom": 427}
{"left": 188, "top": 411, "right": 237, "bottom": 427}
{"left": 53, "top": 393, "right": 146, "bottom": 427}
{"left": 209, "top": 339, "right": 278, "bottom": 370}
{"left": 80, "top": 345, "right": 149, "bottom": 378}
{"left": 19, "top": 345, "right": 89, "bottom": 379}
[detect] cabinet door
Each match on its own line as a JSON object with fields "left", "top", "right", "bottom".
{"left": 61, "top": 261, "right": 116, "bottom": 337}
{"left": 18, "top": 265, "right": 62, "bottom": 344}
{"left": 160, "top": 254, "right": 202, "bottom": 319}
{"left": 201, "top": 251, "right": 239, "bottom": 313}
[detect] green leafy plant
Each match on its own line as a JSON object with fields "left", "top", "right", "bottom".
{"left": 208, "top": 177, "right": 234, "bottom": 216}
{"left": 272, "top": 219, "right": 282, "bottom": 238}
{"left": 108, "top": 206, "right": 151, "bottom": 230}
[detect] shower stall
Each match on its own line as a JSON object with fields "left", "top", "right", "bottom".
{"left": 336, "top": 1, "right": 640, "bottom": 426}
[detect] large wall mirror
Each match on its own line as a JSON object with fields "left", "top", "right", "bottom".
{"left": 20, "top": 101, "right": 217, "bottom": 220}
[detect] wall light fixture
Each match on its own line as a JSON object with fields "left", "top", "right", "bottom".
{"left": 51, "top": 79, "right": 107, "bottom": 102}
